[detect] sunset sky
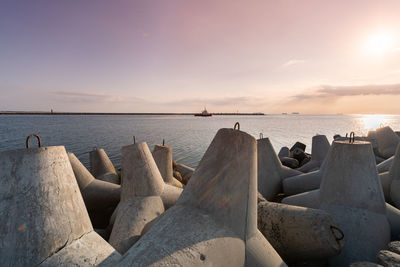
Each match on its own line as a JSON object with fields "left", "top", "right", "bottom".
{"left": 1, "top": 0, "right": 400, "bottom": 114}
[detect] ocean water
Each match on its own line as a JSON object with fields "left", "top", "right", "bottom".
{"left": 1, "top": 114, "right": 400, "bottom": 169}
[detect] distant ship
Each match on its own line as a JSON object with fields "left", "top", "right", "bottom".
{"left": 194, "top": 108, "right": 212, "bottom": 117}
{"left": 291, "top": 112, "right": 300, "bottom": 114}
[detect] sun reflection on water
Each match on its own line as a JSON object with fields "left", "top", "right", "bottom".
{"left": 362, "top": 114, "right": 388, "bottom": 131}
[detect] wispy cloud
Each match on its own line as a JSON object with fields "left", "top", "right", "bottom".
{"left": 281, "top": 59, "right": 307, "bottom": 68}
{"left": 290, "top": 83, "right": 400, "bottom": 102}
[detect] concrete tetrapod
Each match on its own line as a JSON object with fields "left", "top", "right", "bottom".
{"left": 258, "top": 137, "right": 302, "bottom": 201}
{"left": 377, "top": 156, "right": 394, "bottom": 173}
{"left": 68, "top": 152, "right": 121, "bottom": 229}
{"left": 0, "top": 146, "right": 121, "bottom": 266}
{"left": 109, "top": 142, "right": 165, "bottom": 254}
{"left": 257, "top": 199, "right": 344, "bottom": 263}
{"left": 296, "top": 134, "right": 330, "bottom": 173}
{"left": 282, "top": 140, "right": 390, "bottom": 266}
{"left": 90, "top": 148, "right": 120, "bottom": 184}
{"left": 117, "top": 128, "right": 286, "bottom": 267}
{"left": 389, "top": 144, "right": 400, "bottom": 208}
{"left": 282, "top": 155, "right": 328, "bottom": 196}
{"left": 153, "top": 144, "right": 183, "bottom": 188}
{"left": 376, "top": 126, "right": 400, "bottom": 159}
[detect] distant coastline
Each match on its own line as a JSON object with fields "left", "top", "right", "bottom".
{"left": 0, "top": 111, "right": 265, "bottom": 116}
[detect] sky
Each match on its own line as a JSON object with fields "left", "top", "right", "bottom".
{"left": 1, "top": 0, "right": 400, "bottom": 114}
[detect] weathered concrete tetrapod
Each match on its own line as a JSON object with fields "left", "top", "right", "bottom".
{"left": 257, "top": 199, "right": 344, "bottom": 263}
{"left": 297, "top": 134, "right": 330, "bottom": 173}
{"left": 90, "top": 148, "right": 120, "bottom": 184}
{"left": 377, "top": 156, "right": 394, "bottom": 173}
{"left": 376, "top": 126, "right": 400, "bottom": 159}
{"left": 0, "top": 146, "right": 120, "bottom": 266}
{"left": 109, "top": 142, "right": 165, "bottom": 254}
{"left": 68, "top": 152, "right": 121, "bottom": 229}
{"left": 258, "top": 137, "right": 302, "bottom": 201}
{"left": 389, "top": 144, "right": 400, "bottom": 208}
{"left": 153, "top": 144, "right": 183, "bottom": 188}
{"left": 117, "top": 128, "right": 286, "bottom": 266}
{"left": 282, "top": 140, "right": 390, "bottom": 266}
{"left": 282, "top": 156, "right": 328, "bottom": 196}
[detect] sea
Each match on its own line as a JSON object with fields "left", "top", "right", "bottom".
{"left": 1, "top": 114, "right": 400, "bottom": 169}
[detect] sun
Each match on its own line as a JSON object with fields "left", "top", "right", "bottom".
{"left": 361, "top": 114, "right": 388, "bottom": 131}
{"left": 363, "top": 31, "right": 396, "bottom": 57}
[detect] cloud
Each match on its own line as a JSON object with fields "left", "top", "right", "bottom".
{"left": 290, "top": 83, "right": 400, "bottom": 102}
{"left": 281, "top": 59, "right": 307, "bottom": 68}
{"left": 51, "top": 91, "right": 145, "bottom": 103}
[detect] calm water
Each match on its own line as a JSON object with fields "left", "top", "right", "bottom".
{"left": 1, "top": 114, "right": 400, "bottom": 169}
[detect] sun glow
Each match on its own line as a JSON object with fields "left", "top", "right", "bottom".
{"left": 362, "top": 114, "right": 388, "bottom": 130}
{"left": 363, "top": 31, "right": 397, "bottom": 57}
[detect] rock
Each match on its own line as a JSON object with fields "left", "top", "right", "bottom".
{"left": 300, "top": 155, "right": 311, "bottom": 166}
{"left": 175, "top": 163, "right": 195, "bottom": 185}
{"left": 290, "top": 141, "right": 306, "bottom": 152}
{"left": 378, "top": 250, "right": 400, "bottom": 266}
{"left": 388, "top": 241, "right": 400, "bottom": 255}
{"left": 281, "top": 156, "right": 299, "bottom": 168}
{"left": 351, "top": 262, "right": 383, "bottom": 267}
{"left": 278, "top": 146, "right": 290, "bottom": 158}
{"left": 173, "top": 170, "right": 183, "bottom": 183}
{"left": 292, "top": 147, "right": 308, "bottom": 163}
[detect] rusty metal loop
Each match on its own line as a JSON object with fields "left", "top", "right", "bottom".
{"left": 163, "top": 139, "right": 165, "bottom": 146}
{"left": 349, "top": 132, "right": 355, "bottom": 143}
{"left": 26, "top": 134, "right": 42, "bottom": 148}
{"left": 234, "top": 122, "right": 240, "bottom": 130}
{"left": 259, "top": 133, "right": 263, "bottom": 139}
{"left": 330, "top": 225, "right": 344, "bottom": 241}
{"left": 345, "top": 133, "right": 348, "bottom": 138}
{"left": 133, "top": 136, "right": 136, "bottom": 144}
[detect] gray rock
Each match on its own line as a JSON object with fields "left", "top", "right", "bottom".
{"left": 281, "top": 156, "right": 299, "bottom": 168}
{"left": 290, "top": 141, "right": 306, "bottom": 152}
{"left": 378, "top": 250, "right": 400, "bottom": 267}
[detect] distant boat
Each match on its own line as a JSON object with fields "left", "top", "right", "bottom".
{"left": 291, "top": 112, "right": 300, "bottom": 114}
{"left": 194, "top": 108, "right": 212, "bottom": 117}
{"left": 282, "top": 112, "right": 288, "bottom": 115}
